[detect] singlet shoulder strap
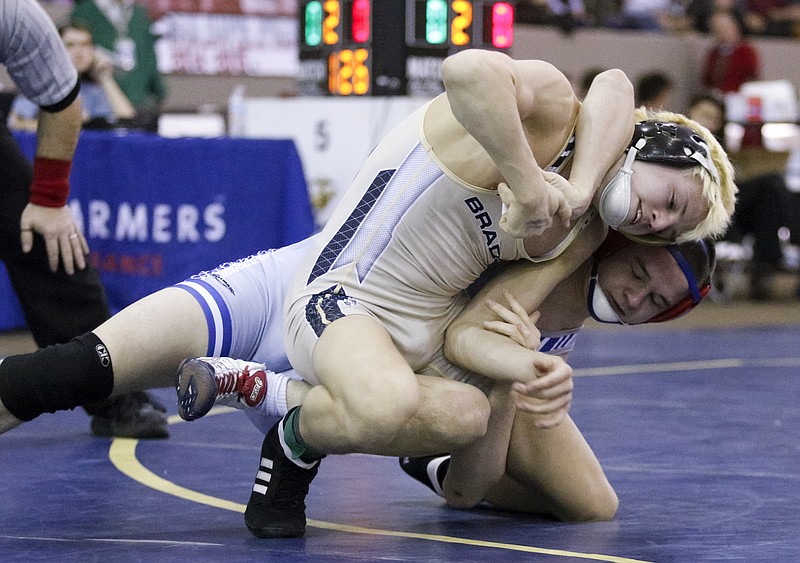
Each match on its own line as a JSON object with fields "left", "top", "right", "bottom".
{"left": 519, "top": 207, "right": 598, "bottom": 264}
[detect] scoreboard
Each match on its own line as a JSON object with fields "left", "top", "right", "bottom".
{"left": 298, "top": 0, "right": 515, "bottom": 97}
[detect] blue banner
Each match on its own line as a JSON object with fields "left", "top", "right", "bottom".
{"left": 1, "top": 131, "right": 314, "bottom": 331}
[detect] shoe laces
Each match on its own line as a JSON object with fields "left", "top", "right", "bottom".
{"left": 210, "top": 359, "right": 249, "bottom": 400}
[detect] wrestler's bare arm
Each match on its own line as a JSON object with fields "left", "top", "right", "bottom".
{"left": 443, "top": 298, "right": 617, "bottom": 520}
{"left": 443, "top": 293, "right": 570, "bottom": 507}
{"left": 564, "top": 69, "right": 635, "bottom": 217}
{"left": 443, "top": 213, "right": 605, "bottom": 385}
{"left": 440, "top": 50, "right": 575, "bottom": 238}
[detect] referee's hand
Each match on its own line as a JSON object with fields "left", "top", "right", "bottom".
{"left": 20, "top": 203, "right": 89, "bottom": 275}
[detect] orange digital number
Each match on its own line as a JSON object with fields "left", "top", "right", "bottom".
{"left": 323, "top": 0, "right": 341, "bottom": 45}
{"left": 352, "top": 48, "right": 370, "bottom": 95}
{"left": 328, "top": 49, "right": 370, "bottom": 96}
{"left": 451, "top": 0, "right": 472, "bottom": 46}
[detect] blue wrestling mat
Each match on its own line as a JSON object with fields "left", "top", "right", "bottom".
{"left": 2, "top": 323, "right": 799, "bottom": 562}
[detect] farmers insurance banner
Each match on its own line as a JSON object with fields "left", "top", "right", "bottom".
{"left": 143, "top": 0, "right": 299, "bottom": 76}
{"left": 0, "top": 131, "right": 314, "bottom": 332}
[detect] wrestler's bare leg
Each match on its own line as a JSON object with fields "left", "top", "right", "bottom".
{"left": 483, "top": 411, "right": 618, "bottom": 522}
{"left": 0, "top": 287, "right": 209, "bottom": 434}
{"left": 389, "top": 374, "right": 490, "bottom": 454}
{"left": 297, "top": 315, "right": 488, "bottom": 456}
{"left": 95, "top": 288, "right": 209, "bottom": 396}
{"left": 441, "top": 384, "right": 516, "bottom": 508}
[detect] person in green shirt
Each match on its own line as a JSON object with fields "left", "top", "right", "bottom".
{"left": 71, "top": 0, "right": 166, "bottom": 128}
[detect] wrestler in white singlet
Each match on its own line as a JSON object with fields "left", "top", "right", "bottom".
{"left": 171, "top": 222, "right": 584, "bottom": 432}
{"left": 283, "top": 101, "right": 591, "bottom": 383}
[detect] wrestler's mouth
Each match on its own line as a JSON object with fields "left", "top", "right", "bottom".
{"left": 630, "top": 204, "right": 642, "bottom": 226}
{"left": 610, "top": 294, "right": 626, "bottom": 319}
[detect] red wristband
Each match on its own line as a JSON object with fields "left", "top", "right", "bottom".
{"left": 30, "top": 156, "right": 72, "bottom": 208}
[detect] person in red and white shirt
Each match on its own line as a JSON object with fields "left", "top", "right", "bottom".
{"left": 702, "top": 8, "right": 761, "bottom": 95}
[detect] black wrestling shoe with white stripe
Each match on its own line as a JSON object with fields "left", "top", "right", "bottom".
{"left": 399, "top": 454, "right": 451, "bottom": 497}
{"left": 244, "top": 417, "right": 320, "bottom": 538}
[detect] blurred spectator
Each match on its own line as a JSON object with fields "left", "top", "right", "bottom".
{"left": 665, "top": 0, "right": 748, "bottom": 33}
{"left": 582, "top": 0, "right": 620, "bottom": 26}
{"left": 688, "top": 92, "right": 789, "bottom": 300}
{"left": 71, "top": 0, "right": 166, "bottom": 130}
{"left": 702, "top": 9, "right": 760, "bottom": 96}
{"left": 685, "top": 92, "right": 727, "bottom": 142}
{"left": 725, "top": 172, "right": 789, "bottom": 300}
{"left": 605, "top": 0, "right": 673, "bottom": 30}
{"left": 516, "top": 0, "right": 588, "bottom": 32}
{"left": 8, "top": 22, "right": 136, "bottom": 132}
{"left": 786, "top": 150, "right": 800, "bottom": 298}
{"left": 745, "top": 0, "right": 800, "bottom": 37}
{"left": 635, "top": 71, "right": 674, "bottom": 109}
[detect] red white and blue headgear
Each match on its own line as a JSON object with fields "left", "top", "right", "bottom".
{"left": 587, "top": 232, "right": 714, "bottom": 325}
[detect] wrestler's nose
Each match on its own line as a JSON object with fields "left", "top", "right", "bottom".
{"left": 650, "top": 209, "right": 674, "bottom": 233}
{"left": 626, "top": 285, "right": 648, "bottom": 309}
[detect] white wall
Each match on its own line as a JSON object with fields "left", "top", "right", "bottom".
{"left": 243, "top": 96, "right": 430, "bottom": 226}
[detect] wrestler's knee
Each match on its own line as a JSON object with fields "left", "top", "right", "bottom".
{"left": 443, "top": 484, "right": 484, "bottom": 510}
{"left": 0, "top": 332, "right": 114, "bottom": 422}
{"left": 440, "top": 385, "right": 490, "bottom": 447}
{"left": 340, "top": 376, "right": 421, "bottom": 446}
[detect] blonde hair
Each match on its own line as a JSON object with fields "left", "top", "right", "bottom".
{"left": 633, "top": 107, "right": 737, "bottom": 243}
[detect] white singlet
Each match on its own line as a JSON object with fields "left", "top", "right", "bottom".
{"left": 174, "top": 236, "right": 584, "bottom": 431}
{"left": 284, "top": 100, "right": 587, "bottom": 383}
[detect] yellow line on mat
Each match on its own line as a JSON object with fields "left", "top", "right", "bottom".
{"left": 108, "top": 412, "right": 652, "bottom": 563}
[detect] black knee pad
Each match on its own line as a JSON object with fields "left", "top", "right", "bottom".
{"left": 0, "top": 332, "right": 114, "bottom": 421}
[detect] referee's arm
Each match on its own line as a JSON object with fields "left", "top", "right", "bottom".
{"left": 1, "top": 0, "right": 83, "bottom": 159}
{"left": 1, "top": 0, "right": 88, "bottom": 273}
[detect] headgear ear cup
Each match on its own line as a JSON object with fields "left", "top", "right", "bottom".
{"left": 586, "top": 232, "right": 630, "bottom": 324}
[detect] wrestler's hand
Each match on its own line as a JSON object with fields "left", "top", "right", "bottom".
{"left": 482, "top": 288, "right": 541, "bottom": 351}
{"left": 20, "top": 203, "right": 88, "bottom": 274}
{"left": 511, "top": 353, "right": 573, "bottom": 428}
{"left": 543, "top": 171, "right": 593, "bottom": 221}
{"left": 497, "top": 180, "right": 571, "bottom": 239}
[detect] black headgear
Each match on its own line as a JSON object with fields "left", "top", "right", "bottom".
{"left": 631, "top": 121, "right": 720, "bottom": 184}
